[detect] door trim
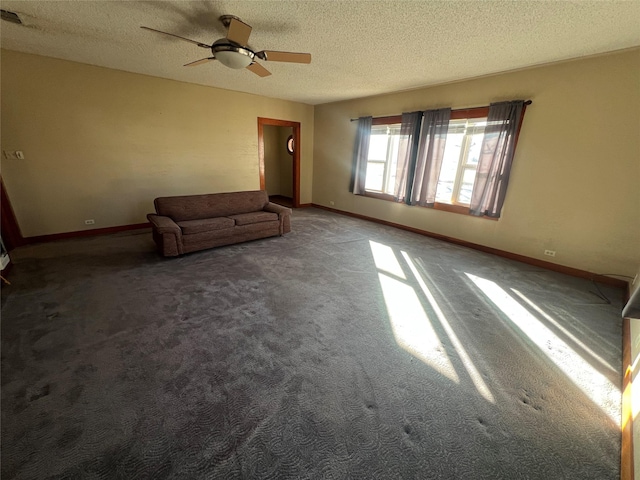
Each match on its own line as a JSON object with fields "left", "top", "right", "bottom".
{"left": 0, "top": 176, "right": 25, "bottom": 250}
{"left": 257, "top": 117, "right": 301, "bottom": 208}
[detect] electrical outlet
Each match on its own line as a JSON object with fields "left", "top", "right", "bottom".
{"left": 330, "top": 201, "right": 335, "bottom": 206}
{"left": 544, "top": 250, "right": 556, "bottom": 257}
{"left": 84, "top": 219, "right": 95, "bottom": 225}
{"left": 2, "top": 151, "right": 24, "bottom": 159}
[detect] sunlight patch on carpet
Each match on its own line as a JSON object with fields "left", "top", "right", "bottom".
{"left": 466, "top": 272, "right": 620, "bottom": 424}
{"left": 402, "top": 252, "right": 495, "bottom": 403}
{"left": 369, "top": 240, "right": 458, "bottom": 383}
{"left": 369, "top": 240, "right": 406, "bottom": 279}
{"left": 378, "top": 273, "right": 459, "bottom": 383}
{"left": 511, "top": 288, "right": 617, "bottom": 376}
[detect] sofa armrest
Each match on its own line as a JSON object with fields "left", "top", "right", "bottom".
{"left": 147, "top": 214, "right": 181, "bottom": 235}
{"left": 264, "top": 202, "right": 292, "bottom": 216}
{"left": 147, "top": 214, "right": 183, "bottom": 256}
{"left": 263, "top": 203, "right": 292, "bottom": 235}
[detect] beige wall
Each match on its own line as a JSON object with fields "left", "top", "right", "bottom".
{"left": 263, "top": 125, "right": 293, "bottom": 197}
{"left": 0, "top": 50, "right": 314, "bottom": 237}
{"left": 312, "top": 48, "right": 640, "bottom": 276}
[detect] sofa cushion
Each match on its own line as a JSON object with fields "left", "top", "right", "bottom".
{"left": 228, "top": 211, "right": 278, "bottom": 226}
{"left": 177, "top": 217, "right": 235, "bottom": 235}
{"left": 155, "top": 191, "right": 269, "bottom": 222}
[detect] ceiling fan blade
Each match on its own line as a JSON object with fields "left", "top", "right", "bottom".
{"left": 184, "top": 57, "right": 216, "bottom": 67}
{"left": 226, "top": 18, "right": 252, "bottom": 45}
{"left": 258, "top": 51, "right": 311, "bottom": 64}
{"left": 140, "top": 26, "right": 211, "bottom": 48}
{"left": 246, "top": 62, "right": 271, "bottom": 77}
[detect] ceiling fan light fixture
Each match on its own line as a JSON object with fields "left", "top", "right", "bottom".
{"left": 214, "top": 48, "right": 254, "bottom": 69}
{"left": 141, "top": 16, "right": 310, "bottom": 77}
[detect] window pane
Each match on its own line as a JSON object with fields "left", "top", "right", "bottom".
{"left": 384, "top": 134, "right": 400, "bottom": 195}
{"left": 365, "top": 161, "right": 385, "bottom": 191}
{"left": 365, "top": 124, "right": 400, "bottom": 195}
{"left": 435, "top": 131, "right": 463, "bottom": 203}
{"left": 435, "top": 118, "right": 487, "bottom": 205}
{"left": 435, "top": 180, "right": 453, "bottom": 203}
{"left": 368, "top": 134, "right": 389, "bottom": 161}
{"left": 458, "top": 168, "right": 477, "bottom": 204}
{"left": 466, "top": 127, "right": 486, "bottom": 165}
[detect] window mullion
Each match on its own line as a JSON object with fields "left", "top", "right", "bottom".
{"left": 452, "top": 124, "right": 471, "bottom": 204}
{"left": 382, "top": 130, "right": 392, "bottom": 193}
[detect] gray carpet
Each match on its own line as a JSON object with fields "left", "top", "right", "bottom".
{"left": 1, "top": 208, "right": 623, "bottom": 479}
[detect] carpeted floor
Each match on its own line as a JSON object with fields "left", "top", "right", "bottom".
{"left": 1, "top": 208, "right": 623, "bottom": 479}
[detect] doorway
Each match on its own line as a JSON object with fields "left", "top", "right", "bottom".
{"left": 257, "top": 118, "right": 300, "bottom": 208}
{"left": 0, "top": 176, "right": 24, "bottom": 252}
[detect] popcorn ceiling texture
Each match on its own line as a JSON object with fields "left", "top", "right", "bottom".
{"left": 0, "top": 0, "right": 638, "bottom": 105}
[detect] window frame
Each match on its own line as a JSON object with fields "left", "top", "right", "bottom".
{"left": 359, "top": 116, "right": 402, "bottom": 202}
{"left": 437, "top": 116, "right": 488, "bottom": 207}
{"left": 359, "top": 105, "right": 526, "bottom": 220}
{"left": 365, "top": 123, "right": 401, "bottom": 195}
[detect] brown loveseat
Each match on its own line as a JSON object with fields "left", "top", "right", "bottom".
{"left": 147, "top": 190, "right": 291, "bottom": 257}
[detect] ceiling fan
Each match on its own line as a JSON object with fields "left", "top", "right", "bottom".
{"left": 141, "top": 15, "right": 311, "bottom": 77}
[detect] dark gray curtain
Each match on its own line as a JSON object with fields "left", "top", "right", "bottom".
{"left": 349, "top": 116, "right": 372, "bottom": 195}
{"left": 469, "top": 100, "right": 525, "bottom": 218}
{"left": 410, "top": 108, "right": 451, "bottom": 206}
{"left": 393, "top": 111, "right": 423, "bottom": 203}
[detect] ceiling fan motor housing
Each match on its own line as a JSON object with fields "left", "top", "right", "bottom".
{"left": 212, "top": 38, "right": 255, "bottom": 68}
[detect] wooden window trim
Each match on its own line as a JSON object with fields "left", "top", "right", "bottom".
{"left": 432, "top": 202, "right": 469, "bottom": 215}
{"left": 450, "top": 106, "right": 489, "bottom": 120}
{"left": 432, "top": 201, "right": 498, "bottom": 220}
{"left": 370, "top": 106, "right": 489, "bottom": 125}
{"left": 361, "top": 191, "right": 395, "bottom": 202}
{"left": 359, "top": 191, "right": 497, "bottom": 220}
{"left": 372, "top": 115, "right": 402, "bottom": 126}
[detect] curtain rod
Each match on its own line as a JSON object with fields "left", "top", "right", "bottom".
{"left": 349, "top": 100, "right": 533, "bottom": 122}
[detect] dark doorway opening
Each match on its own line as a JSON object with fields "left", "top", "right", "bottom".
{"left": 257, "top": 118, "right": 300, "bottom": 208}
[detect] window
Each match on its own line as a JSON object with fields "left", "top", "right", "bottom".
{"left": 435, "top": 118, "right": 487, "bottom": 205}
{"left": 362, "top": 116, "right": 485, "bottom": 206}
{"left": 353, "top": 101, "right": 527, "bottom": 218}
{"left": 364, "top": 124, "right": 400, "bottom": 194}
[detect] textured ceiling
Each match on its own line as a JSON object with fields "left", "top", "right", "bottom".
{"left": 1, "top": 0, "right": 639, "bottom": 105}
